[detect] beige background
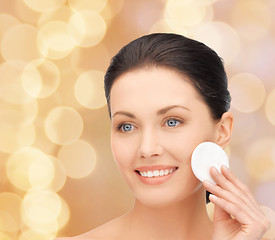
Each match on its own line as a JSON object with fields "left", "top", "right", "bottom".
{"left": 0, "top": 0, "right": 275, "bottom": 239}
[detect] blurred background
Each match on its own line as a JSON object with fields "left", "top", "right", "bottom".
{"left": 0, "top": 0, "right": 275, "bottom": 239}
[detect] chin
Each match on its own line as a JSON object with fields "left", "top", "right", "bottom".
{"left": 134, "top": 183, "right": 203, "bottom": 209}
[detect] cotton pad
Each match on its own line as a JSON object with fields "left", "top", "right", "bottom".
{"left": 191, "top": 142, "right": 229, "bottom": 184}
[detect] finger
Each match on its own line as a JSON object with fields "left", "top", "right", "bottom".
{"left": 220, "top": 166, "right": 260, "bottom": 210}
{"left": 203, "top": 180, "right": 259, "bottom": 221}
{"left": 209, "top": 166, "right": 258, "bottom": 212}
{"left": 210, "top": 194, "right": 271, "bottom": 238}
{"left": 209, "top": 194, "right": 254, "bottom": 225}
{"left": 213, "top": 203, "right": 231, "bottom": 222}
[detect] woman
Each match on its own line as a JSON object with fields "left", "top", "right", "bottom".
{"left": 57, "top": 33, "right": 270, "bottom": 239}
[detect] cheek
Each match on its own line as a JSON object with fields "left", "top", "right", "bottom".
{"left": 160, "top": 131, "right": 199, "bottom": 160}
{"left": 111, "top": 135, "right": 136, "bottom": 169}
{"left": 162, "top": 125, "right": 217, "bottom": 165}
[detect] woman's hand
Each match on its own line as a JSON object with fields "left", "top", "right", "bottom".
{"left": 203, "top": 166, "right": 271, "bottom": 240}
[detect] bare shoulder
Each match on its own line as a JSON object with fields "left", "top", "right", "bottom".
{"left": 55, "top": 216, "right": 127, "bottom": 240}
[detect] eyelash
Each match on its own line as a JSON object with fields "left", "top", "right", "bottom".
{"left": 117, "top": 123, "right": 135, "bottom": 132}
{"left": 116, "top": 117, "right": 183, "bottom": 132}
{"left": 163, "top": 117, "right": 183, "bottom": 127}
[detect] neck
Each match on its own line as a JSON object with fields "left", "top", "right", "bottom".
{"left": 123, "top": 187, "right": 212, "bottom": 240}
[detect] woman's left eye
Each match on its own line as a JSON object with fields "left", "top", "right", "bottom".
{"left": 165, "top": 118, "right": 182, "bottom": 127}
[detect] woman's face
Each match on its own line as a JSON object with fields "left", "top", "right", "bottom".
{"left": 110, "top": 67, "right": 220, "bottom": 207}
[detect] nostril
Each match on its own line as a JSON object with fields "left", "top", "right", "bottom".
{"left": 138, "top": 134, "right": 163, "bottom": 158}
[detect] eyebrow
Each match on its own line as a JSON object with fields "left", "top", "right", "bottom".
{"left": 112, "top": 105, "right": 190, "bottom": 119}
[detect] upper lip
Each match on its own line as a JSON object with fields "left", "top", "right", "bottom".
{"left": 135, "top": 165, "right": 178, "bottom": 172}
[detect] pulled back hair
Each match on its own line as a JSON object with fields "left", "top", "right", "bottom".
{"left": 104, "top": 33, "right": 231, "bottom": 203}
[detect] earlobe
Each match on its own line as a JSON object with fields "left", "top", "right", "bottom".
{"left": 216, "top": 112, "right": 234, "bottom": 149}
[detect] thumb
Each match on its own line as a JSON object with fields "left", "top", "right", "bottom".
{"left": 213, "top": 204, "right": 232, "bottom": 223}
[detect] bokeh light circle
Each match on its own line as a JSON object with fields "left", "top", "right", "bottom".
{"left": 28, "top": 155, "right": 55, "bottom": 189}
{"left": 0, "top": 210, "right": 17, "bottom": 232}
{"left": 0, "top": 99, "right": 38, "bottom": 128}
{"left": 165, "top": 0, "right": 206, "bottom": 27}
{"left": 19, "top": 230, "right": 56, "bottom": 240}
{"left": 0, "top": 192, "right": 22, "bottom": 232}
{"left": 0, "top": 122, "right": 35, "bottom": 153}
{"left": 193, "top": 21, "right": 241, "bottom": 65}
{"left": 37, "top": 21, "right": 75, "bottom": 60}
{"left": 6, "top": 147, "right": 45, "bottom": 191}
{"left": 265, "top": 89, "right": 275, "bottom": 126}
{"left": 23, "top": 0, "right": 66, "bottom": 13}
{"left": 45, "top": 106, "right": 83, "bottom": 145}
{"left": 21, "top": 214, "right": 59, "bottom": 234}
{"left": 232, "top": 0, "right": 271, "bottom": 43}
{"left": 58, "top": 140, "right": 97, "bottom": 178}
{"left": 0, "top": 61, "right": 34, "bottom": 104}
{"left": 14, "top": 0, "right": 41, "bottom": 24}
{"left": 244, "top": 138, "right": 275, "bottom": 181}
{"left": 57, "top": 197, "right": 70, "bottom": 230}
{"left": 74, "top": 70, "right": 106, "bottom": 109}
{"left": 37, "top": 6, "right": 73, "bottom": 27}
{"left": 21, "top": 59, "right": 60, "bottom": 98}
{"left": 47, "top": 156, "right": 67, "bottom": 192}
{"left": 0, "top": 13, "right": 20, "bottom": 42}
{"left": 68, "top": 0, "right": 108, "bottom": 12}
{"left": 193, "top": 0, "right": 218, "bottom": 6}
{"left": 229, "top": 73, "right": 266, "bottom": 113}
{"left": 101, "top": 0, "right": 124, "bottom": 20}
{"left": 1, "top": 24, "right": 41, "bottom": 61}
{"left": 150, "top": 18, "right": 187, "bottom": 35}
{"left": 22, "top": 190, "right": 62, "bottom": 225}
{"left": 68, "top": 10, "right": 106, "bottom": 48}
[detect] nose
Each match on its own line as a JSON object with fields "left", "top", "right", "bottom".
{"left": 138, "top": 128, "right": 164, "bottom": 159}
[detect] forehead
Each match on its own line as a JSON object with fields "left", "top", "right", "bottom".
{"left": 110, "top": 67, "right": 205, "bottom": 114}
{"left": 110, "top": 67, "right": 201, "bottom": 106}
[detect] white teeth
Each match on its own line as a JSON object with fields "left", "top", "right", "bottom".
{"left": 139, "top": 168, "right": 177, "bottom": 178}
{"left": 147, "top": 171, "right": 153, "bottom": 177}
{"left": 140, "top": 172, "right": 147, "bottom": 177}
{"left": 153, "top": 170, "right": 159, "bottom": 177}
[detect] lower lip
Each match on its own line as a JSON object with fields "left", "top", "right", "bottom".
{"left": 135, "top": 170, "right": 177, "bottom": 185}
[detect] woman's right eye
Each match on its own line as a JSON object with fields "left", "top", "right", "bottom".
{"left": 118, "top": 123, "right": 134, "bottom": 132}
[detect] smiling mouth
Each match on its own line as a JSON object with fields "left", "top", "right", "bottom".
{"left": 135, "top": 167, "right": 178, "bottom": 178}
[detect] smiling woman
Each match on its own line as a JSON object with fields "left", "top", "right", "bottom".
{"left": 109, "top": 67, "right": 220, "bottom": 211}
{"left": 56, "top": 33, "right": 270, "bottom": 240}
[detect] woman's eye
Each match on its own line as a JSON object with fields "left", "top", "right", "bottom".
{"left": 119, "top": 123, "right": 134, "bottom": 132}
{"left": 165, "top": 118, "right": 181, "bottom": 127}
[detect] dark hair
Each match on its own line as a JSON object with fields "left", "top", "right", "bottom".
{"left": 104, "top": 33, "right": 231, "bottom": 203}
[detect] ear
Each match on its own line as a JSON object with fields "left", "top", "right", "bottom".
{"left": 215, "top": 112, "right": 234, "bottom": 149}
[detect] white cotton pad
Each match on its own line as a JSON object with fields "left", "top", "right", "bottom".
{"left": 191, "top": 142, "right": 229, "bottom": 184}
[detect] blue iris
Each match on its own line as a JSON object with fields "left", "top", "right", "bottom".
{"left": 166, "top": 119, "right": 180, "bottom": 127}
{"left": 121, "top": 124, "right": 133, "bottom": 132}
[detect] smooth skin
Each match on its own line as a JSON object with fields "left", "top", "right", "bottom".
{"left": 204, "top": 166, "right": 270, "bottom": 240}
{"left": 56, "top": 67, "right": 270, "bottom": 240}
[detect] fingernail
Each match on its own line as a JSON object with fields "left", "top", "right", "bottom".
{"left": 211, "top": 166, "right": 219, "bottom": 173}
{"left": 221, "top": 165, "right": 229, "bottom": 170}
{"left": 209, "top": 194, "right": 218, "bottom": 200}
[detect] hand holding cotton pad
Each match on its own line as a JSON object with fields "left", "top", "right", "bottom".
{"left": 191, "top": 142, "right": 229, "bottom": 184}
